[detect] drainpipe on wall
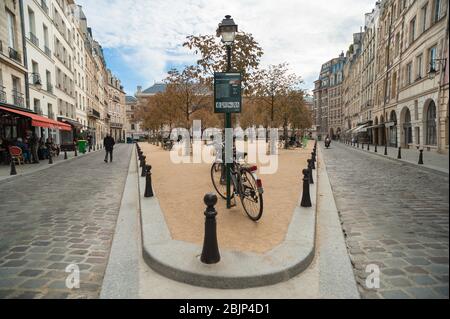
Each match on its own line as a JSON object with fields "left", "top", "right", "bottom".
{"left": 436, "top": 4, "right": 450, "bottom": 154}
{"left": 18, "top": 0, "right": 30, "bottom": 110}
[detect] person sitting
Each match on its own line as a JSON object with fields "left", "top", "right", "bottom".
{"left": 15, "top": 138, "right": 32, "bottom": 163}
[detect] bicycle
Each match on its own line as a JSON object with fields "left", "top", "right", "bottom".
{"left": 210, "top": 143, "right": 264, "bottom": 222}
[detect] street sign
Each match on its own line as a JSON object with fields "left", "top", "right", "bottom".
{"left": 214, "top": 72, "right": 242, "bottom": 113}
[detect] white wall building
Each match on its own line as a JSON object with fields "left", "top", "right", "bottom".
{"left": 23, "top": 0, "right": 58, "bottom": 140}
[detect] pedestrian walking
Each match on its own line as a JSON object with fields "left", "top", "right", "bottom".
{"left": 87, "top": 134, "right": 93, "bottom": 152}
{"left": 104, "top": 133, "right": 115, "bottom": 163}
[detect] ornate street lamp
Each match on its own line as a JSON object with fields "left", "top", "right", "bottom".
{"left": 216, "top": 15, "right": 238, "bottom": 209}
{"left": 217, "top": 15, "right": 238, "bottom": 45}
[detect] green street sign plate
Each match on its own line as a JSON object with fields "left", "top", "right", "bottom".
{"left": 214, "top": 72, "right": 242, "bottom": 113}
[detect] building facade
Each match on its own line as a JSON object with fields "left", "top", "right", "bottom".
{"left": 107, "top": 69, "right": 126, "bottom": 142}
{"left": 313, "top": 53, "right": 346, "bottom": 139}
{"left": 1, "top": 0, "right": 28, "bottom": 111}
{"left": 1, "top": 0, "right": 125, "bottom": 150}
{"left": 316, "top": 0, "right": 449, "bottom": 154}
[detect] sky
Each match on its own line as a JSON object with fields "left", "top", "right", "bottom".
{"left": 77, "top": 0, "right": 376, "bottom": 95}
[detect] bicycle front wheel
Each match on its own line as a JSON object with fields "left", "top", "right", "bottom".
{"left": 211, "top": 162, "right": 235, "bottom": 200}
{"left": 239, "top": 170, "right": 263, "bottom": 221}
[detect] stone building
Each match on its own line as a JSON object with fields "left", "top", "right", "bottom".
{"left": 125, "top": 95, "right": 143, "bottom": 140}
{"left": 323, "top": 0, "right": 448, "bottom": 154}
{"left": 107, "top": 69, "right": 126, "bottom": 142}
{"left": 313, "top": 53, "right": 346, "bottom": 139}
{"left": 342, "top": 32, "right": 364, "bottom": 136}
{"left": 1, "top": 0, "right": 29, "bottom": 128}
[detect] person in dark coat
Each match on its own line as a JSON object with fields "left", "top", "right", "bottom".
{"left": 103, "top": 134, "right": 115, "bottom": 163}
{"left": 29, "top": 132, "right": 39, "bottom": 164}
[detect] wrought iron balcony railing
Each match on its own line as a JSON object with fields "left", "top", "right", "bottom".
{"left": 29, "top": 32, "right": 39, "bottom": 47}
{"left": 44, "top": 45, "right": 51, "bottom": 57}
{"left": 47, "top": 83, "right": 53, "bottom": 94}
{"left": 41, "top": 0, "right": 49, "bottom": 15}
{"left": 12, "top": 90, "right": 25, "bottom": 108}
{"left": 0, "top": 86, "right": 6, "bottom": 103}
{"left": 9, "top": 47, "right": 21, "bottom": 63}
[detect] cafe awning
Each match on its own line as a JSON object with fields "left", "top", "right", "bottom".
{"left": 0, "top": 106, "right": 71, "bottom": 131}
{"left": 58, "top": 116, "right": 83, "bottom": 128}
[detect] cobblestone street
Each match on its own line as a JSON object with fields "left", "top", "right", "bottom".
{"left": 322, "top": 142, "right": 449, "bottom": 299}
{"left": 0, "top": 145, "right": 132, "bottom": 299}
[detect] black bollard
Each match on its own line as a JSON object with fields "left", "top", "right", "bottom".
{"left": 200, "top": 193, "right": 220, "bottom": 264}
{"left": 141, "top": 159, "right": 147, "bottom": 177}
{"left": 311, "top": 151, "right": 316, "bottom": 162}
{"left": 64, "top": 151, "right": 68, "bottom": 160}
{"left": 367, "top": 143, "right": 370, "bottom": 151}
{"left": 300, "top": 169, "right": 312, "bottom": 208}
{"left": 397, "top": 147, "right": 402, "bottom": 159}
{"left": 307, "top": 160, "right": 314, "bottom": 184}
{"left": 309, "top": 155, "right": 316, "bottom": 170}
{"left": 74, "top": 147, "right": 78, "bottom": 157}
{"left": 48, "top": 149, "right": 53, "bottom": 164}
{"left": 10, "top": 159, "right": 17, "bottom": 176}
{"left": 140, "top": 155, "right": 146, "bottom": 168}
{"left": 357, "top": 142, "right": 359, "bottom": 148}
{"left": 418, "top": 150, "right": 424, "bottom": 165}
{"left": 362, "top": 143, "right": 365, "bottom": 150}
{"left": 144, "top": 165, "right": 154, "bottom": 197}
{"left": 384, "top": 144, "right": 388, "bottom": 156}
{"left": 374, "top": 144, "right": 377, "bottom": 153}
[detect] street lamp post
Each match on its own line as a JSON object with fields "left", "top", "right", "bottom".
{"left": 217, "top": 15, "right": 238, "bottom": 209}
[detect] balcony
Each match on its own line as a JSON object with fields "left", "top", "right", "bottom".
{"left": 87, "top": 108, "right": 101, "bottom": 119}
{"left": 48, "top": 111, "right": 55, "bottom": 119}
{"left": 47, "top": 83, "right": 53, "bottom": 94}
{"left": 9, "top": 47, "right": 21, "bottom": 63}
{"left": 0, "top": 86, "right": 6, "bottom": 103}
{"left": 12, "top": 90, "right": 25, "bottom": 108}
{"left": 29, "top": 32, "right": 39, "bottom": 47}
{"left": 44, "top": 46, "right": 51, "bottom": 58}
{"left": 41, "top": 0, "right": 49, "bottom": 15}
{"left": 110, "top": 122, "right": 123, "bottom": 129}
{"left": 35, "top": 106, "right": 43, "bottom": 115}
{"left": 31, "top": 73, "right": 42, "bottom": 87}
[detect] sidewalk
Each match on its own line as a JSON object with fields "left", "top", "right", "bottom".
{"left": 0, "top": 148, "right": 104, "bottom": 182}
{"left": 340, "top": 141, "right": 449, "bottom": 175}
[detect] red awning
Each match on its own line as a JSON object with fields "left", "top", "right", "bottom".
{"left": 0, "top": 106, "right": 72, "bottom": 131}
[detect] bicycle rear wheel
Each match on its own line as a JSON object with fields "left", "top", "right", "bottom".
{"left": 211, "top": 162, "right": 235, "bottom": 200}
{"left": 239, "top": 170, "right": 263, "bottom": 221}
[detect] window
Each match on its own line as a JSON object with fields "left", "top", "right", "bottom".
{"left": 421, "top": 3, "right": 428, "bottom": 32}
{"left": 416, "top": 54, "right": 423, "bottom": 78}
{"left": 43, "top": 24, "right": 49, "bottom": 48}
{"left": 426, "top": 101, "right": 437, "bottom": 145}
{"left": 406, "top": 62, "right": 413, "bottom": 85}
{"left": 409, "top": 17, "right": 416, "bottom": 44}
{"left": 433, "top": 0, "right": 441, "bottom": 23}
{"left": 28, "top": 8, "right": 36, "bottom": 36}
{"left": 429, "top": 46, "right": 437, "bottom": 71}
{"left": 7, "top": 10, "right": 16, "bottom": 49}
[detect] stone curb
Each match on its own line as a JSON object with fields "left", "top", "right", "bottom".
{"left": 338, "top": 141, "right": 449, "bottom": 176}
{"left": 0, "top": 146, "right": 108, "bottom": 182}
{"left": 138, "top": 144, "right": 319, "bottom": 289}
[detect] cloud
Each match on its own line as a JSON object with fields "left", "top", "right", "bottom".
{"left": 77, "top": 0, "right": 375, "bottom": 94}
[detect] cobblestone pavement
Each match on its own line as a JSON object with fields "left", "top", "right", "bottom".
{"left": 321, "top": 142, "right": 449, "bottom": 299}
{"left": 0, "top": 144, "right": 132, "bottom": 299}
